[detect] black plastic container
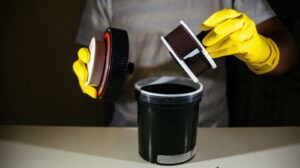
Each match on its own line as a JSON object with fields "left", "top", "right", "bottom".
{"left": 135, "top": 76, "right": 203, "bottom": 165}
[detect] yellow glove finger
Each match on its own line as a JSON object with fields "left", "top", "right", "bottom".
{"left": 78, "top": 80, "right": 97, "bottom": 99}
{"left": 209, "top": 44, "right": 244, "bottom": 59}
{"left": 202, "top": 17, "right": 244, "bottom": 46}
{"left": 210, "top": 42, "right": 253, "bottom": 63}
{"left": 206, "top": 37, "right": 237, "bottom": 53}
{"left": 78, "top": 47, "right": 90, "bottom": 64}
{"left": 201, "top": 8, "right": 242, "bottom": 31}
{"left": 206, "top": 21, "right": 254, "bottom": 53}
{"left": 73, "top": 60, "right": 88, "bottom": 82}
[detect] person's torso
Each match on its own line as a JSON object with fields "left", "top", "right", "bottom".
{"left": 103, "top": 0, "right": 231, "bottom": 126}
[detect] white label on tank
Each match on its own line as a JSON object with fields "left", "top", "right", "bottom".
{"left": 157, "top": 147, "right": 196, "bottom": 164}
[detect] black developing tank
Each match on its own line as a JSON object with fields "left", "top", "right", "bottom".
{"left": 135, "top": 76, "right": 203, "bottom": 165}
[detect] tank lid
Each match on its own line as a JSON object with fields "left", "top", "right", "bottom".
{"left": 85, "top": 28, "right": 134, "bottom": 102}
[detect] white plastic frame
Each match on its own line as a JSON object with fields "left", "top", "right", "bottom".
{"left": 161, "top": 20, "right": 217, "bottom": 83}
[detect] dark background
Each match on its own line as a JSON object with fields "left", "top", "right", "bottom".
{"left": 0, "top": 0, "right": 299, "bottom": 126}
{"left": 227, "top": 1, "right": 300, "bottom": 126}
{"left": 0, "top": 0, "right": 113, "bottom": 126}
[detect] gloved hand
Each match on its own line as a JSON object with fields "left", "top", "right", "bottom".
{"left": 201, "top": 9, "right": 280, "bottom": 74}
{"left": 72, "top": 48, "right": 97, "bottom": 99}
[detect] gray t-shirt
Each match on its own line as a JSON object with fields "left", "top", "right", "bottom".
{"left": 76, "top": 0, "right": 276, "bottom": 127}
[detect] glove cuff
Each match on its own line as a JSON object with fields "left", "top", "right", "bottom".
{"left": 246, "top": 37, "right": 280, "bottom": 74}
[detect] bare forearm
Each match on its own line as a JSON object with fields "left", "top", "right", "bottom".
{"left": 268, "top": 30, "right": 297, "bottom": 75}
{"left": 257, "top": 17, "right": 298, "bottom": 75}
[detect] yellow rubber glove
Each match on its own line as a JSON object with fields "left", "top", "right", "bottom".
{"left": 72, "top": 48, "right": 97, "bottom": 99}
{"left": 201, "top": 9, "right": 280, "bottom": 74}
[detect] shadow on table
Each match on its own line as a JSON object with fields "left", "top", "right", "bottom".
{"left": 0, "top": 126, "right": 142, "bottom": 163}
{"left": 0, "top": 126, "right": 299, "bottom": 164}
{"left": 192, "top": 127, "right": 300, "bottom": 162}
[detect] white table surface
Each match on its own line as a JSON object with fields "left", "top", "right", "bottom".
{"left": 0, "top": 126, "right": 299, "bottom": 168}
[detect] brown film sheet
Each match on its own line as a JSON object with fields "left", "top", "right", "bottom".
{"left": 164, "top": 25, "right": 211, "bottom": 76}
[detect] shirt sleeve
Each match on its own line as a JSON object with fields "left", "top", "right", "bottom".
{"left": 76, "top": 0, "right": 112, "bottom": 46}
{"left": 233, "top": 0, "right": 276, "bottom": 25}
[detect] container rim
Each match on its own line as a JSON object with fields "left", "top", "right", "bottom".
{"left": 134, "top": 76, "right": 203, "bottom": 98}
